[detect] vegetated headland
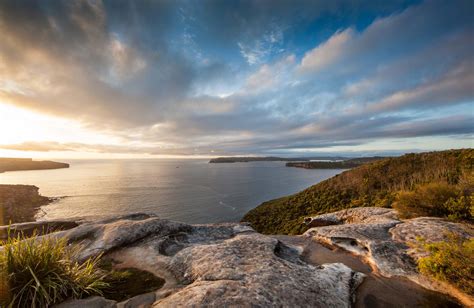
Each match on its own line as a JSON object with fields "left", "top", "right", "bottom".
{"left": 242, "top": 149, "right": 473, "bottom": 235}
{"left": 0, "top": 158, "right": 69, "bottom": 225}
{"left": 0, "top": 158, "right": 69, "bottom": 173}
{"left": 286, "top": 157, "right": 387, "bottom": 169}
{"left": 209, "top": 156, "right": 347, "bottom": 163}
{"left": 0, "top": 185, "right": 55, "bottom": 225}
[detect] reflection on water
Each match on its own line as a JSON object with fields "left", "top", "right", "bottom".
{"left": 274, "top": 235, "right": 462, "bottom": 308}
{"left": 0, "top": 159, "right": 341, "bottom": 224}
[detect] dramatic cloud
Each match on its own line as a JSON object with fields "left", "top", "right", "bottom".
{"left": 0, "top": 0, "right": 472, "bottom": 156}
{"left": 299, "top": 29, "right": 355, "bottom": 73}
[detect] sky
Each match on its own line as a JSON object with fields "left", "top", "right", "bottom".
{"left": 0, "top": 0, "right": 472, "bottom": 158}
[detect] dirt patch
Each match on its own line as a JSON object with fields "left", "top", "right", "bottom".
{"left": 100, "top": 259, "right": 165, "bottom": 302}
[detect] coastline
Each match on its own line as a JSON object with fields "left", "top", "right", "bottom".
{"left": 0, "top": 158, "right": 69, "bottom": 173}
{"left": 0, "top": 184, "right": 54, "bottom": 225}
{"left": 0, "top": 150, "right": 472, "bottom": 306}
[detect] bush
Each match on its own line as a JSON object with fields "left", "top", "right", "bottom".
{"left": 444, "top": 195, "right": 473, "bottom": 221}
{"left": 393, "top": 183, "right": 472, "bottom": 222}
{"left": 0, "top": 232, "right": 108, "bottom": 307}
{"left": 418, "top": 234, "right": 474, "bottom": 295}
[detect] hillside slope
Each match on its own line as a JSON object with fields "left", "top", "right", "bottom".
{"left": 286, "top": 156, "right": 386, "bottom": 169}
{"left": 242, "top": 149, "right": 473, "bottom": 234}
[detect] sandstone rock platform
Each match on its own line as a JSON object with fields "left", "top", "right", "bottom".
{"left": 49, "top": 214, "right": 364, "bottom": 307}
{"left": 304, "top": 207, "right": 473, "bottom": 306}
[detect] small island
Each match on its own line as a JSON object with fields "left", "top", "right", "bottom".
{"left": 0, "top": 158, "right": 69, "bottom": 173}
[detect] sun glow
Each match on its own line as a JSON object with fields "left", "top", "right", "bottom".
{"left": 0, "top": 102, "right": 123, "bottom": 158}
{"left": 0, "top": 103, "right": 73, "bottom": 144}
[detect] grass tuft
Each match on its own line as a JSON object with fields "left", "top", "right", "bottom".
{"left": 0, "top": 232, "right": 108, "bottom": 307}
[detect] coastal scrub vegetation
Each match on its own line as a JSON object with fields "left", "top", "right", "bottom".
{"left": 0, "top": 232, "right": 107, "bottom": 307}
{"left": 417, "top": 234, "right": 474, "bottom": 296}
{"left": 242, "top": 149, "right": 473, "bottom": 234}
{"left": 393, "top": 182, "right": 473, "bottom": 221}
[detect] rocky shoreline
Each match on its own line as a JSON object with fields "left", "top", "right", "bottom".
{"left": 5, "top": 209, "right": 470, "bottom": 307}
{"left": 0, "top": 184, "right": 55, "bottom": 225}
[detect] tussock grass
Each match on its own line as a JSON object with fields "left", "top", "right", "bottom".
{"left": 0, "top": 232, "right": 108, "bottom": 307}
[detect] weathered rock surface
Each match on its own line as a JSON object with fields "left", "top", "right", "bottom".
{"left": 48, "top": 214, "right": 364, "bottom": 307}
{"left": 305, "top": 207, "right": 399, "bottom": 228}
{"left": 304, "top": 207, "right": 473, "bottom": 305}
{"left": 391, "top": 216, "right": 473, "bottom": 260}
{"left": 55, "top": 296, "right": 116, "bottom": 308}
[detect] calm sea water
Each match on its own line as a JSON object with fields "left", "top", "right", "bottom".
{"left": 0, "top": 159, "right": 342, "bottom": 224}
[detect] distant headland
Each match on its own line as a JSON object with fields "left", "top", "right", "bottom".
{"left": 209, "top": 156, "right": 347, "bottom": 163}
{"left": 0, "top": 158, "right": 69, "bottom": 173}
{"left": 286, "top": 157, "right": 387, "bottom": 169}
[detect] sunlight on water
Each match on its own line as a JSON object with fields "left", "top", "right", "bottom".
{"left": 0, "top": 159, "right": 342, "bottom": 224}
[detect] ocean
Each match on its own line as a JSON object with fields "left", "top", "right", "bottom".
{"left": 0, "top": 159, "right": 343, "bottom": 224}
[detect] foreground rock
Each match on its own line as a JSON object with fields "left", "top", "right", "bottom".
{"left": 47, "top": 214, "right": 364, "bottom": 307}
{"left": 304, "top": 207, "right": 474, "bottom": 306}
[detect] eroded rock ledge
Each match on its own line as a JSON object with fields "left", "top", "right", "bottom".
{"left": 304, "top": 207, "right": 473, "bottom": 306}
{"left": 40, "top": 214, "right": 365, "bottom": 307}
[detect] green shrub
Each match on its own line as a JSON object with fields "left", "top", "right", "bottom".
{"left": 444, "top": 195, "right": 473, "bottom": 221}
{"left": 418, "top": 235, "right": 474, "bottom": 295}
{"left": 394, "top": 183, "right": 458, "bottom": 218}
{"left": 393, "top": 183, "right": 472, "bottom": 222}
{"left": 0, "top": 233, "right": 108, "bottom": 307}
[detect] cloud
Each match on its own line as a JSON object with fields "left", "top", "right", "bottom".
{"left": 299, "top": 28, "right": 355, "bottom": 73}
{"left": 238, "top": 23, "right": 285, "bottom": 65}
{"left": 0, "top": 0, "right": 472, "bottom": 156}
{"left": 0, "top": 0, "right": 194, "bottom": 129}
{"left": 367, "top": 63, "right": 474, "bottom": 113}
{"left": 244, "top": 55, "right": 295, "bottom": 93}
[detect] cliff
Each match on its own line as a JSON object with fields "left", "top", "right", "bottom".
{"left": 0, "top": 158, "right": 69, "bottom": 173}
{"left": 0, "top": 184, "right": 52, "bottom": 224}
